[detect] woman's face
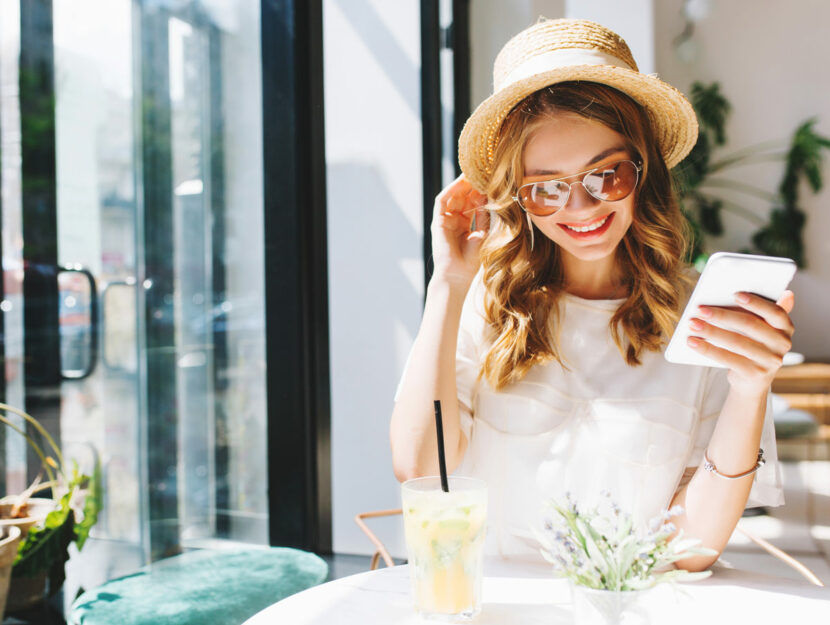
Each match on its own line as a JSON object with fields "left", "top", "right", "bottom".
{"left": 521, "top": 113, "right": 636, "bottom": 262}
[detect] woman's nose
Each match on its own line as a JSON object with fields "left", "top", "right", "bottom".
{"left": 563, "top": 181, "right": 600, "bottom": 211}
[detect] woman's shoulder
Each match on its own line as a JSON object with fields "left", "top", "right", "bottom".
{"left": 678, "top": 264, "right": 701, "bottom": 309}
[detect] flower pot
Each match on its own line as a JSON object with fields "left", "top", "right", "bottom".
{"left": 0, "top": 497, "right": 56, "bottom": 538}
{"left": 0, "top": 525, "right": 22, "bottom": 620}
{"left": 0, "top": 497, "right": 57, "bottom": 612}
{"left": 569, "top": 581, "right": 651, "bottom": 625}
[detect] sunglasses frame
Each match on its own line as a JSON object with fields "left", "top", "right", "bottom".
{"left": 513, "top": 159, "right": 644, "bottom": 216}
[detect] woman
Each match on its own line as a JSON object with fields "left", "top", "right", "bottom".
{"left": 390, "top": 18, "right": 794, "bottom": 569}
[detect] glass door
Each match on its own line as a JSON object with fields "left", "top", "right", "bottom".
{"left": 1, "top": 0, "right": 268, "bottom": 608}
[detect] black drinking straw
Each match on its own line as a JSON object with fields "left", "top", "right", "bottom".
{"left": 433, "top": 400, "right": 450, "bottom": 492}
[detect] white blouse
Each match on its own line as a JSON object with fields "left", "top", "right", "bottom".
{"left": 451, "top": 272, "right": 783, "bottom": 562}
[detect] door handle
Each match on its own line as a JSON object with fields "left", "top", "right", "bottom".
{"left": 58, "top": 264, "right": 99, "bottom": 380}
{"left": 100, "top": 278, "right": 137, "bottom": 373}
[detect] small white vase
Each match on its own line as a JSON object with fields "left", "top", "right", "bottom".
{"left": 569, "top": 581, "right": 651, "bottom": 625}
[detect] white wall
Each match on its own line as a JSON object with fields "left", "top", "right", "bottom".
{"left": 469, "top": 1, "right": 654, "bottom": 110}
{"left": 654, "top": 0, "right": 830, "bottom": 358}
{"left": 565, "top": 0, "right": 654, "bottom": 74}
{"left": 469, "top": 0, "right": 565, "bottom": 107}
{"left": 324, "top": 0, "right": 425, "bottom": 557}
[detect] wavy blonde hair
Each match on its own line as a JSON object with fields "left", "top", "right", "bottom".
{"left": 479, "top": 82, "right": 692, "bottom": 390}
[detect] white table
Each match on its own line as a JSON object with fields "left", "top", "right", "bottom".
{"left": 244, "top": 559, "right": 830, "bottom": 624}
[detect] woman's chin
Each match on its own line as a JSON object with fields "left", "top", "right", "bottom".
{"left": 554, "top": 239, "right": 621, "bottom": 262}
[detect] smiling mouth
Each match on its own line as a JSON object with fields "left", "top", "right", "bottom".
{"left": 559, "top": 213, "right": 612, "bottom": 233}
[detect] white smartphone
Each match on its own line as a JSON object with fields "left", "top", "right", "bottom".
{"left": 664, "top": 252, "right": 797, "bottom": 368}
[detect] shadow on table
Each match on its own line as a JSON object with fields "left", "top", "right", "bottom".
{"left": 477, "top": 602, "right": 571, "bottom": 624}
{"left": 706, "top": 566, "right": 830, "bottom": 601}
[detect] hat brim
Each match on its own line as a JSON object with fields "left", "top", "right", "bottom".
{"left": 458, "top": 65, "right": 698, "bottom": 194}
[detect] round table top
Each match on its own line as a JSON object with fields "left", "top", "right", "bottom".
{"left": 244, "top": 559, "right": 830, "bottom": 624}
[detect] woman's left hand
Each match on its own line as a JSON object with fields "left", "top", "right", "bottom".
{"left": 687, "top": 290, "right": 795, "bottom": 396}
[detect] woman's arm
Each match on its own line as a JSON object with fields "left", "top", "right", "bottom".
{"left": 390, "top": 279, "right": 469, "bottom": 482}
{"left": 669, "top": 290, "right": 796, "bottom": 571}
{"left": 390, "top": 174, "right": 488, "bottom": 482}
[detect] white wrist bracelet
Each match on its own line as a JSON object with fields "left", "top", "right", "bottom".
{"left": 703, "top": 448, "right": 765, "bottom": 480}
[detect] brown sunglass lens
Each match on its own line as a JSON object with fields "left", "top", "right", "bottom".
{"left": 583, "top": 160, "right": 638, "bottom": 201}
{"left": 519, "top": 180, "right": 569, "bottom": 216}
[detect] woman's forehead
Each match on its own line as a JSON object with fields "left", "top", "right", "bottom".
{"left": 522, "top": 115, "right": 628, "bottom": 177}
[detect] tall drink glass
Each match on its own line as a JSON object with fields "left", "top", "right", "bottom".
{"left": 401, "top": 476, "right": 487, "bottom": 621}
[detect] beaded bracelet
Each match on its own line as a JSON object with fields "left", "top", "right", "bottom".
{"left": 703, "top": 448, "right": 765, "bottom": 480}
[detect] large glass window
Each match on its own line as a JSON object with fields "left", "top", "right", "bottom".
{"left": 1, "top": 0, "right": 268, "bottom": 605}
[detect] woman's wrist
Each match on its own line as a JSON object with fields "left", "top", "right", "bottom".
{"left": 726, "top": 378, "right": 771, "bottom": 403}
{"left": 428, "top": 271, "right": 475, "bottom": 298}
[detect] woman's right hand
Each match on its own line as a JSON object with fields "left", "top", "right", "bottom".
{"left": 430, "top": 174, "right": 489, "bottom": 289}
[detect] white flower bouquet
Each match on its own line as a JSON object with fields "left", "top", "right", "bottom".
{"left": 537, "top": 493, "right": 718, "bottom": 592}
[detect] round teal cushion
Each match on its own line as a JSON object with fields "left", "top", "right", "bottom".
{"left": 69, "top": 547, "right": 328, "bottom": 625}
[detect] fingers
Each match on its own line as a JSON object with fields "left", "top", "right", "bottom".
{"left": 688, "top": 290, "right": 796, "bottom": 385}
{"left": 732, "top": 292, "right": 795, "bottom": 334}
{"left": 688, "top": 317, "right": 787, "bottom": 368}
{"left": 694, "top": 306, "right": 792, "bottom": 356}
{"left": 776, "top": 290, "right": 795, "bottom": 314}
{"left": 433, "top": 175, "right": 489, "bottom": 237}
{"left": 434, "top": 175, "right": 485, "bottom": 215}
{"left": 686, "top": 336, "right": 769, "bottom": 378}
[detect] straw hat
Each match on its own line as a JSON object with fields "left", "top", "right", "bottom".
{"left": 458, "top": 18, "right": 698, "bottom": 193}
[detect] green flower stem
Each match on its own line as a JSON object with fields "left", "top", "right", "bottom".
{"left": 0, "top": 403, "right": 65, "bottom": 470}
{"left": 696, "top": 193, "right": 768, "bottom": 226}
{"left": 707, "top": 139, "right": 786, "bottom": 171}
{"left": 699, "top": 177, "right": 780, "bottom": 202}
{"left": 709, "top": 152, "right": 788, "bottom": 173}
{"left": 0, "top": 414, "right": 57, "bottom": 487}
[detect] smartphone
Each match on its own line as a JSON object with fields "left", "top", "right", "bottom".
{"left": 664, "top": 252, "right": 796, "bottom": 368}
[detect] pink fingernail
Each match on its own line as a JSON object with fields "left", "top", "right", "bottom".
{"left": 697, "top": 306, "right": 712, "bottom": 318}
{"left": 687, "top": 336, "right": 702, "bottom": 348}
{"left": 689, "top": 318, "right": 704, "bottom": 331}
{"left": 736, "top": 292, "right": 750, "bottom": 304}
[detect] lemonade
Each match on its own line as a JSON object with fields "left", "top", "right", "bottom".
{"left": 401, "top": 476, "right": 487, "bottom": 620}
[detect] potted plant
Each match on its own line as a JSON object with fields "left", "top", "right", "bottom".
{"left": 537, "top": 493, "right": 716, "bottom": 624}
{"left": 0, "top": 402, "right": 101, "bottom": 612}
{"left": 674, "top": 81, "right": 830, "bottom": 268}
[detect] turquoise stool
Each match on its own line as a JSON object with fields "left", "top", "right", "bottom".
{"left": 69, "top": 548, "right": 328, "bottom": 625}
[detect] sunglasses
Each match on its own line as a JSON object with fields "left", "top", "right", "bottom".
{"left": 513, "top": 159, "right": 643, "bottom": 216}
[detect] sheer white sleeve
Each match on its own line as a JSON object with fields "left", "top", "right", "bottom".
{"left": 688, "top": 366, "right": 784, "bottom": 508}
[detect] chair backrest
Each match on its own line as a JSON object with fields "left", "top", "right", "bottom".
{"left": 735, "top": 526, "right": 824, "bottom": 587}
{"left": 353, "top": 508, "right": 401, "bottom": 570}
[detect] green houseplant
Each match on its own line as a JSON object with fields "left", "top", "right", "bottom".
{"left": 674, "top": 81, "right": 830, "bottom": 267}
{"left": 0, "top": 403, "right": 101, "bottom": 610}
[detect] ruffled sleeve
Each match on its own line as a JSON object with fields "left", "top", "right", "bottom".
{"left": 688, "top": 366, "right": 784, "bottom": 508}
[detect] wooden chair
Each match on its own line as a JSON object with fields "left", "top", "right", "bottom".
{"left": 354, "top": 509, "right": 824, "bottom": 586}
{"left": 353, "top": 508, "right": 401, "bottom": 570}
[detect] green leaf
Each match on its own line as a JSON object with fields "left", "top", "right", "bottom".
{"left": 74, "top": 462, "right": 102, "bottom": 551}
{"left": 13, "top": 505, "right": 75, "bottom": 593}
{"left": 751, "top": 207, "right": 806, "bottom": 266}
{"left": 690, "top": 82, "right": 731, "bottom": 145}
{"left": 699, "top": 198, "right": 724, "bottom": 236}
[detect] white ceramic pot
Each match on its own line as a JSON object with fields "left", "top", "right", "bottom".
{"left": 0, "top": 525, "right": 22, "bottom": 620}
{"left": 569, "top": 580, "right": 651, "bottom": 625}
